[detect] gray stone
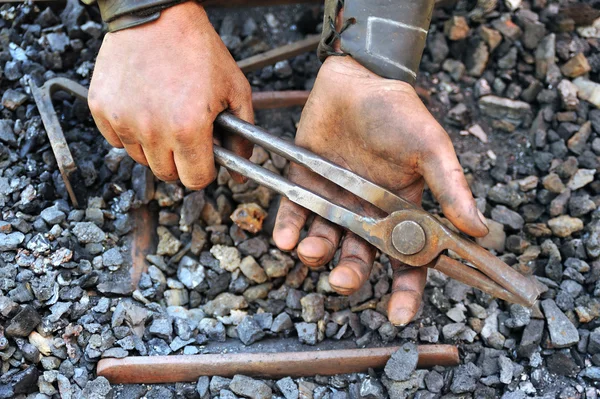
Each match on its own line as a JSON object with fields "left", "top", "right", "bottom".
{"left": 384, "top": 343, "right": 419, "bottom": 381}
{"left": 111, "top": 301, "right": 149, "bottom": 337}
{"left": 0, "top": 120, "right": 15, "bottom": 146}
{"left": 541, "top": 299, "right": 579, "bottom": 347}
{"left": 487, "top": 184, "right": 525, "bottom": 208}
{"left": 498, "top": 356, "right": 514, "bottom": 384}
{"left": 237, "top": 316, "right": 265, "bottom": 345}
{"left": 81, "top": 377, "right": 113, "bottom": 399}
{"left": 360, "top": 309, "right": 387, "bottom": 331}
{"left": 295, "top": 322, "right": 318, "bottom": 345}
{"left": 180, "top": 191, "right": 205, "bottom": 226}
{"left": 450, "top": 362, "right": 482, "bottom": 393}
{"left": 277, "top": 377, "right": 299, "bottom": 399}
{"left": 0, "top": 232, "right": 24, "bottom": 251}
{"left": 2, "top": 89, "right": 27, "bottom": 110}
{"left": 301, "top": 293, "right": 325, "bottom": 323}
{"left": 102, "top": 248, "right": 123, "bottom": 269}
{"left": 424, "top": 371, "right": 443, "bottom": 393}
{"left": 5, "top": 306, "right": 41, "bottom": 337}
{"left": 145, "top": 386, "right": 173, "bottom": 399}
{"left": 230, "top": 375, "right": 272, "bottom": 399}
{"left": 271, "top": 313, "right": 293, "bottom": 333}
{"left": 210, "top": 376, "right": 232, "bottom": 396}
{"left": 479, "top": 96, "right": 532, "bottom": 130}
{"left": 567, "top": 169, "right": 595, "bottom": 190}
{"left": 204, "top": 293, "right": 248, "bottom": 317}
{"left": 491, "top": 205, "right": 524, "bottom": 229}
{"left": 581, "top": 367, "right": 600, "bottom": 380}
{"left": 588, "top": 330, "right": 600, "bottom": 354}
{"left": 198, "top": 318, "right": 226, "bottom": 342}
{"left": 101, "top": 348, "right": 128, "bottom": 359}
{"left": 148, "top": 317, "right": 172, "bottom": 339}
{"left": 505, "top": 304, "right": 531, "bottom": 329}
{"left": 41, "top": 205, "right": 66, "bottom": 225}
{"left": 419, "top": 326, "right": 439, "bottom": 343}
{"left": 45, "top": 32, "right": 69, "bottom": 52}
{"left": 73, "top": 222, "right": 106, "bottom": 244}
{"left": 177, "top": 256, "right": 205, "bottom": 290}
{"left": 196, "top": 376, "right": 210, "bottom": 399}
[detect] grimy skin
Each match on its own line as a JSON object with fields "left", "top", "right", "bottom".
{"left": 89, "top": 1, "right": 489, "bottom": 326}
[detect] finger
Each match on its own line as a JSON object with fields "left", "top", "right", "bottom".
{"left": 122, "top": 143, "right": 148, "bottom": 166}
{"left": 224, "top": 81, "right": 254, "bottom": 184}
{"left": 387, "top": 262, "right": 427, "bottom": 326}
{"left": 143, "top": 146, "right": 178, "bottom": 183}
{"left": 273, "top": 196, "right": 311, "bottom": 251}
{"left": 172, "top": 124, "right": 216, "bottom": 190}
{"left": 92, "top": 115, "right": 123, "bottom": 148}
{"left": 328, "top": 233, "right": 376, "bottom": 295}
{"left": 297, "top": 216, "right": 343, "bottom": 268}
{"left": 421, "top": 140, "right": 488, "bottom": 237}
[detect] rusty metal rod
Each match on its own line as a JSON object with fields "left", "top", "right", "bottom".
{"left": 97, "top": 345, "right": 459, "bottom": 383}
{"left": 252, "top": 90, "right": 309, "bottom": 109}
{"left": 238, "top": 35, "right": 320, "bottom": 73}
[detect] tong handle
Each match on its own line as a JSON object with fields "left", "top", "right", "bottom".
{"left": 216, "top": 113, "right": 415, "bottom": 213}
{"left": 213, "top": 145, "right": 377, "bottom": 235}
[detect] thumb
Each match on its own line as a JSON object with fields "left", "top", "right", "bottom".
{"left": 420, "top": 142, "right": 489, "bottom": 238}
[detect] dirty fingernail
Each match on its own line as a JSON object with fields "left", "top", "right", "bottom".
{"left": 301, "top": 255, "right": 323, "bottom": 263}
{"left": 329, "top": 267, "right": 360, "bottom": 292}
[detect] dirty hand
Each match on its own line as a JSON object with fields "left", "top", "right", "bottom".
{"left": 89, "top": 2, "right": 253, "bottom": 189}
{"left": 273, "top": 56, "right": 489, "bottom": 326}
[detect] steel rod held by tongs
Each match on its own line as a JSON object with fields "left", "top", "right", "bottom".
{"left": 214, "top": 113, "right": 544, "bottom": 307}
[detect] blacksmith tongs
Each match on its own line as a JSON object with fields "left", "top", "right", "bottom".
{"left": 214, "top": 113, "right": 544, "bottom": 307}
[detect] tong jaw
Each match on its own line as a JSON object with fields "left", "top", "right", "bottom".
{"left": 366, "top": 208, "right": 542, "bottom": 307}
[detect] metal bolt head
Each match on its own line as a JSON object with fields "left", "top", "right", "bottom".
{"left": 392, "top": 221, "right": 426, "bottom": 255}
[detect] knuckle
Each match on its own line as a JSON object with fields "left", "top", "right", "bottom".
{"left": 170, "top": 114, "right": 210, "bottom": 143}
{"left": 237, "top": 79, "right": 252, "bottom": 98}
{"left": 153, "top": 168, "right": 178, "bottom": 183}
{"left": 180, "top": 171, "right": 215, "bottom": 190}
{"left": 87, "top": 97, "right": 104, "bottom": 116}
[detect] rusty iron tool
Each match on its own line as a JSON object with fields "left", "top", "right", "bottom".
{"left": 213, "top": 113, "right": 545, "bottom": 307}
{"left": 28, "top": 77, "right": 89, "bottom": 207}
{"left": 97, "top": 345, "right": 459, "bottom": 383}
{"left": 251, "top": 90, "right": 310, "bottom": 109}
{"left": 238, "top": 35, "right": 320, "bottom": 74}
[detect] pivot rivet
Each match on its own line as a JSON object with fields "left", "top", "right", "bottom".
{"left": 392, "top": 221, "right": 426, "bottom": 255}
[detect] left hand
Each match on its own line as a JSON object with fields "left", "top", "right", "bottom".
{"left": 273, "top": 56, "right": 488, "bottom": 326}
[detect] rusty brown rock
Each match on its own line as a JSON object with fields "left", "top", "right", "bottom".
{"left": 231, "top": 203, "right": 267, "bottom": 234}
{"left": 444, "top": 16, "right": 470, "bottom": 40}
{"left": 480, "top": 26, "right": 502, "bottom": 52}
{"left": 561, "top": 53, "right": 591, "bottom": 78}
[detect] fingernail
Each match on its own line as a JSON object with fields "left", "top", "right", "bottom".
{"left": 302, "top": 255, "right": 322, "bottom": 263}
{"left": 477, "top": 209, "right": 489, "bottom": 232}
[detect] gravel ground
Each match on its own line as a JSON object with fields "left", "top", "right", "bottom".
{"left": 1, "top": 0, "right": 600, "bottom": 398}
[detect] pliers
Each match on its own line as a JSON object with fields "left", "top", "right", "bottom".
{"left": 214, "top": 113, "right": 544, "bottom": 307}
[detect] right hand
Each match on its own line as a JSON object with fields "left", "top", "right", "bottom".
{"left": 89, "top": 1, "right": 253, "bottom": 189}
